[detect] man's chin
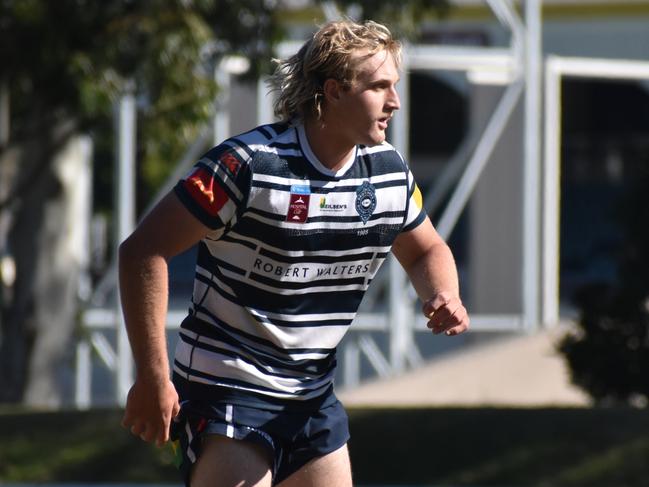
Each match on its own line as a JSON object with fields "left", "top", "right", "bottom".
{"left": 364, "top": 133, "right": 386, "bottom": 147}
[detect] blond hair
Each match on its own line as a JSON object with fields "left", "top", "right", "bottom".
{"left": 267, "top": 19, "right": 401, "bottom": 122}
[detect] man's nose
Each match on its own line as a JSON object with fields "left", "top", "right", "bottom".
{"left": 387, "top": 86, "right": 400, "bottom": 110}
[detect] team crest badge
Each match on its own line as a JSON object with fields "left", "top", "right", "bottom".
{"left": 355, "top": 181, "right": 376, "bottom": 224}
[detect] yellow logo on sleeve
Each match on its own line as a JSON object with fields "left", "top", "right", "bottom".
{"left": 413, "top": 184, "right": 423, "bottom": 210}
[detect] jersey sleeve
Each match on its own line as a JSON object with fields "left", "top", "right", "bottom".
{"left": 174, "top": 143, "right": 250, "bottom": 239}
{"left": 402, "top": 167, "right": 427, "bottom": 232}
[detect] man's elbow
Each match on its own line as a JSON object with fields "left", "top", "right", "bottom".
{"left": 118, "top": 234, "right": 156, "bottom": 268}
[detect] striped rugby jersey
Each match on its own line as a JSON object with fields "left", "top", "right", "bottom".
{"left": 172, "top": 121, "right": 426, "bottom": 407}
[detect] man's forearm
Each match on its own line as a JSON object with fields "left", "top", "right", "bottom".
{"left": 405, "top": 241, "right": 460, "bottom": 302}
{"left": 118, "top": 242, "right": 171, "bottom": 381}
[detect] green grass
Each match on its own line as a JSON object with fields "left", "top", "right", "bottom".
{"left": 347, "top": 407, "right": 649, "bottom": 486}
{"left": 1, "top": 406, "right": 649, "bottom": 485}
{"left": 0, "top": 408, "right": 177, "bottom": 482}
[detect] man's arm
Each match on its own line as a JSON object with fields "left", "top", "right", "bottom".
{"left": 118, "top": 191, "right": 210, "bottom": 446}
{"left": 392, "top": 216, "right": 469, "bottom": 336}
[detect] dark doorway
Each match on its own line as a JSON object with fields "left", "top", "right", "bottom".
{"left": 559, "top": 78, "right": 649, "bottom": 313}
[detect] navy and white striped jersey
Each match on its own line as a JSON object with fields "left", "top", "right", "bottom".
{"left": 172, "top": 121, "right": 426, "bottom": 408}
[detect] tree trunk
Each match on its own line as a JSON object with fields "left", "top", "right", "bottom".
{"left": 0, "top": 120, "right": 91, "bottom": 407}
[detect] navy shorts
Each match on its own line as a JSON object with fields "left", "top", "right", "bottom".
{"left": 170, "top": 388, "right": 350, "bottom": 485}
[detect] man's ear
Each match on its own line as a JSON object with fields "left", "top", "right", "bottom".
{"left": 323, "top": 78, "right": 342, "bottom": 103}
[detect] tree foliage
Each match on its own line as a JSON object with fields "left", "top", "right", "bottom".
{"left": 559, "top": 163, "right": 649, "bottom": 406}
{"left": 1, "top": 0, "right": 289, "bottom": 206}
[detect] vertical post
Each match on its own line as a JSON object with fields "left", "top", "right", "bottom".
{"left": 115, "top": 82, "right": 137, "bottom": 405}
{"left": 214, "top": 63, "right": 231, "bottom": 145}
{"left": 388, "top": 256, "right": 408, "bottom": 374}
{"left": 542, "top": 58, "right": 561, "bottom": 327}
{"left": 256, "top": 76, "right": 274, "bottom": 125}
{"left": 75, "top": 340, "right": 91, "bottom": 409}
{"left": 343, "top": 340, "right": 360, "bottom": 388}
{"left": 523, "top": 0, "right": 542, "bottom": 331}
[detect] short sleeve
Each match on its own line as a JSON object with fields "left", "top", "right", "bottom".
{"left": 402, "top": 168, "right": 427, "bottom": 232}
{"left": 174, "top": 144, "right": 250, "bottom": 238}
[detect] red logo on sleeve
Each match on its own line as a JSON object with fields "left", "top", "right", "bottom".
{"left": 184, "top": 167, "right": 229, "bottom": 216}
{"left": 219, "top": 152, "right": 241, "bottom": 176}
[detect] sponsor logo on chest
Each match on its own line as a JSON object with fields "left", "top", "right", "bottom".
{"left": 319, "top": 197, "right": 348, "bottom": 212}
{"left": 286, "top": 185, "right": 310, "bottom": 223}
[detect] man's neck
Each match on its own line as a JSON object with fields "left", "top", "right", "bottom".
{"left": 303, "top": 117, "right": 356, "bottom": 172}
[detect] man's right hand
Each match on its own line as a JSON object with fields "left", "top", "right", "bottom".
{"left": 121, "top": 376, "right": 180, "bottom": 447}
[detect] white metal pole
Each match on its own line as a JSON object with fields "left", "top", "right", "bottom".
{"left": 256, "top": 76, "right": 274, "bottom": 125}
{"left": 75, "top": 339, "right": 91, "bottom": 409}
{"left": 436, "top": 79, "right": 524, "bottom": 240}
{"left": 115, "top": 83, "right": 137, "bottom": 405}
{"left": 542, "top": 58, "right": 561, "bottom": 327}
{"left": 487, "top": 0, "right": 524, "bottom": 71}
{"left": 343, "top": 340, "right": 360, "bottom": 388}
{"left": 388, "top": 255, "right": 407, "bottom": 374}
{"left": 523, "top": 0, "right": 542, "bottom": 330}
{"left": 214, "top": 64, "right": 231, "bottom": 145}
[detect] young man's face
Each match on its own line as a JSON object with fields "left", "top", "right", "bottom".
{"left": 333, "top": 49, "right": 401, "bottom": 147}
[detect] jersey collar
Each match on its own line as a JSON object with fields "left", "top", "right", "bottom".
{"left": 296, "top": 123, "right": 357, "bottom": 178}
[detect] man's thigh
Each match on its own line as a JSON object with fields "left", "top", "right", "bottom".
{"left": 191, "top": 435, "right": 273, "bottom": 487}
{"left": 276, "top": 444, "right": 352, "bottom": 487}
